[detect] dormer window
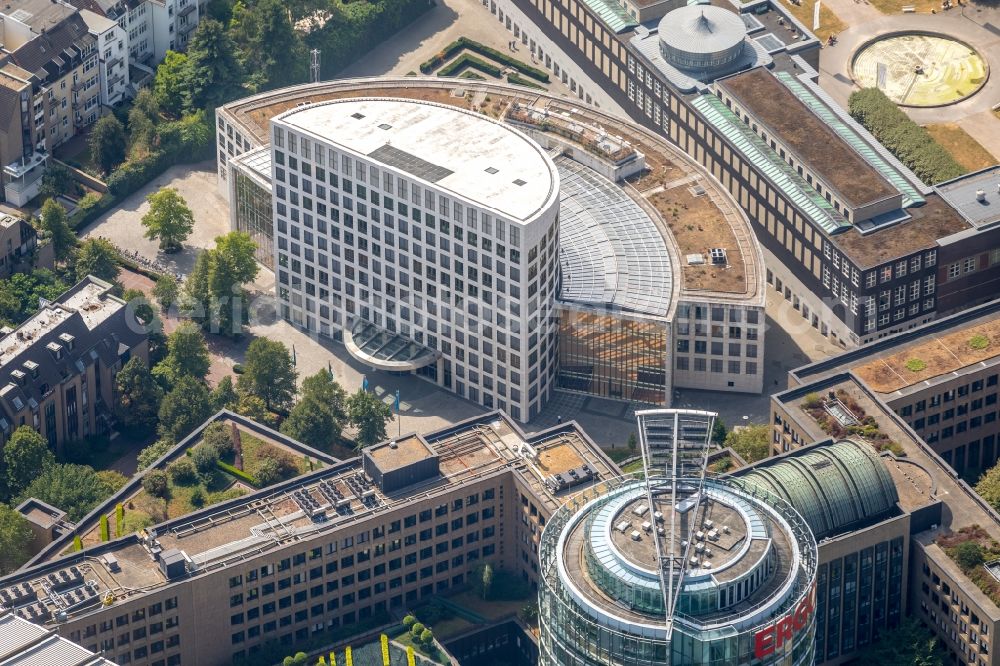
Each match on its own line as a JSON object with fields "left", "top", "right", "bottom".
{"left": 46, "top": 342, "right": 63, "bottom": 360}
{"left": 58, "top": 333, "right": 75, "bottom": 350}
{"left": 22, "top": 360, "right": 39, "bottom": 379}
{"left": 11, "top": 369, "right": 26, "bottom": 386}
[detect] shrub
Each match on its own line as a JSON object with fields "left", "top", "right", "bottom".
{"left": 410, "top": 622, "right": 425, "bottom": 638}
{"left": 190, "top": 487, "right": 205, "bottom": 508}
{"left": 848, "top": 88, "right": 965, "bottom": 184}
{"left": 403, "top": 614, "right": 417, "bottom": 629}
{"left": 233, "top": 363, "right": 245, "bottom": 374}
{"left": 970, "top": 334, "right": 990, "bottom": 350}
{"left": 169, "top": 458, "right": 198, "bottom": 485}
{"left": 456, "top": 37, "right": 550, "bottom": 81}
{"left": 950, "top": 541, "right": 986, "bottom": 572}
{"left": 115, "top": 503, "right": 124, "bottom": 537}
{"left": 100, "top": 514, "right": 110, "bottom": 542}
{"left": 143, "top": 470, "right": 169, "bottom": 498}
{"left": 905, "top": 358, "right": 927, "bottom": 372}
{"left": 192, "top": 445, "right": 220, "bottom": 477}
{"left": 253, "top": 457, "right": 282, "bottom": 486}
{"left": 202, "top": 421, "right": 235, "bottom": 458}
{"left": 507, "top": 72, "right": 546, "bottom": 90}
{"left": 419, "top": 628, "right": 434, "bottom": 645}
{"left": 802, "top": 393, "right": 822, "bottom": 409}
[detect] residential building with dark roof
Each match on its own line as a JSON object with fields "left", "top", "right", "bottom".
{"left": 471, "top": 0, "right": 1000, "bottom": 348}
{"left": 0, "top": 275, "right": 148, "bottom": 455}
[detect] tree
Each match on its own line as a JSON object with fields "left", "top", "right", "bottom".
{"left": 237, "top": 338, "right": 297, "bottom": 411}
{"left": 231, "top": 0, "right": 306, "bottom": 90}
{"left": 116, "top": 357, "right": 163, "bottom": 431}
{"left": 5, "top": 426, "right": 55, "bottom": 497}
{"left": 38, "top": 199, "right": 75, "bottom": 261}
{"left": 281, "top": 371, "right": 347, "bottom": 450}
{"left": 627, "top": 432, "right": 637, "bottom": 453}
{"left": 0, "top": 504, "right": 32, "bottom": 574}
{"left": 142, "top": 470, "right": 169, "bottom": 498}
{"left": 208, "top": 231, "right": 259, "bottom": 335}
{"left": 347, "top": 389, "right": 392, "bottom": 449}
{"left": 169, "top": 458, "right": 198, "bottom": 485}
{"left": 142, "top": 188, "right": 195, "bottom": 253}
{"left": 419, "top": 628, "right": 433, "bottom": 646}
{"left": 976, "top": 460, "right": 1000, "bottom": 512}
{"left": 182, "top": 20, "right": 243, "bottom": 112}
{"left": 860, "top": 617, "right": 944, "bottom": 666}
{"left": 711, "top": 417, "right": 727, "bottom": 445}
{"left": 75, "top": 238, "right": 120, "bottom": 282}
{"left": 235, "top": 394, "right": 274, "bottom": 426}
{"left": 159, "top": 376, "right": 213, "bottom": 441}
{"left": 724, "top": 424, "right": 770, "bottom": 463}
{"left": 89, "top": 115, "right": 127, "bottom": 174}
{"left": 410, "top": 622, "right": 425, "bottom": 638}
{"left": 154, "top": 322, "right": 211, "bottom": 385}
{"left": 19, "top": 463, "right": 114, "bottom": 522}
{"left": 201, "top": 421, "right": 234, "bottom": 458}
{"left": 154, "top": 51, "right": 190, "bottom": 117}
{"left": 153, "top": 275, "right": 180, "bottom": 311}
{"left": 127, "top": 90, "right": 159, "bottom": 157}
{"left": 0, "top": 271, "right": 68, "bottom": 325}
{"left": 211, "top": 375, "right": 239, "bottom": 410}
{"left": 192, "top": 445, "right": 219, "bottom": 478}
{"left": 38, "top": 162, "right": 80, "bottom": 202}
{"left": 137, "top": 438, "right": 174, "bottom": 470}
{"left": 122, "top": 288, "right": 156, "bottom": 327}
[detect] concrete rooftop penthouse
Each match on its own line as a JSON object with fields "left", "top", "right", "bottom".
{"left": 273, "top": 97, "right": 560, "bottom": 223}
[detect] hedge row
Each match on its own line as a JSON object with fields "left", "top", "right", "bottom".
{"left": 460, "top": 38, "right": 549, "bottom": 82}
{"left": 439, "top": 54, "right": 503, "bottom": 78}
{"left": 848, "top": 87, "right": 966, "bottom": 185}
{"left": 419, "top": 37, "right": 550, "bottom": 82}
{"left": 69, "top": 192, "right": 117, "bottom": 231}
{"left": 217, "top": 460, "right": 258, "bottom": 487}
{"left": 507, "top": 72, "right": 546, "bottom": 90}
{"left": 419, "top": 39, "right": 467, "bottom": 74}
{"left": 106, "top": 115, "right": 215, "bottom": 198}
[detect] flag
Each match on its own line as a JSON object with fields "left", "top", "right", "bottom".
{"left": 363, "top": 376, "right": 369, "bottom": 392}
{"left": 394, "top": 389, "right": 400, "bottom": 412}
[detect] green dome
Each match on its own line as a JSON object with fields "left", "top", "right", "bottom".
{"left": 739, "top": 440, "right": 898, "bottom": 539}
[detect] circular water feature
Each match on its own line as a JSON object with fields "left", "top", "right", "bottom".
{"left": 851, "top": 32, "right": 987, "bottom": 107}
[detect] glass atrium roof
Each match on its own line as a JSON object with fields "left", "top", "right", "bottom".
{"left": 557, "top": 157, "right": 673, "bottom": 318}
{"left": 344, "top": 319, "right": 439, "bottom": 371}
{"left": 738, "top": 439, "right": 898, "bottom": 539}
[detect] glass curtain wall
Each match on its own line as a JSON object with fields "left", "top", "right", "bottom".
{"left": 557, "top": 309, "right": 668, "bottom": 404}
{"left": 233, "top": 170, "right": 274, "bottom": 267}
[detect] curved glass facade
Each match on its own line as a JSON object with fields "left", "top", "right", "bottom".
{"left": 538, "top": 475, "right": 817, "bottom": 666}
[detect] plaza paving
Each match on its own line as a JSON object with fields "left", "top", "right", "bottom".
{"left": 82, "top": 157, "right": 839, "bottom": 451}
{"left": 818, "top": 10, "right": 1000, "bottom": 161}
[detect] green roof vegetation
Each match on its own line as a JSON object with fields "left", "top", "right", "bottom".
{"left": 692, "top": 94, "right": 849, "bottom": 234}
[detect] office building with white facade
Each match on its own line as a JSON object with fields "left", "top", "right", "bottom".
{"left": 270, "top": 98, "right": 561, "bottom": 422}
{"left": 218, "top": 79, "right": 766, "bottom": 421}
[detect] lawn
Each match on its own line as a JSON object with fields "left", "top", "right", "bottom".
{"left": 237, "top": 431, "right": 320, "bottom": 480}
{"left": 390, "top": 630, "right": 448, "bottom": 664}
{"left": 778, "top": 0, "right": 846, "bottom": 41}
{"left": 924, "top": 123, "right": 997, "bottom": 172}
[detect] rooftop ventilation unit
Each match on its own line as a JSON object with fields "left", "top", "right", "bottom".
{"left": 686, "top": 254, "right": 705, "bottom": 265}
{"left": 709, "top": 248, "right": 727, "bottom": 265}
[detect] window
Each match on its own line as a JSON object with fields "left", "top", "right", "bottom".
{"left": 965, "top": 257, "right": 977, "bottom": 274}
